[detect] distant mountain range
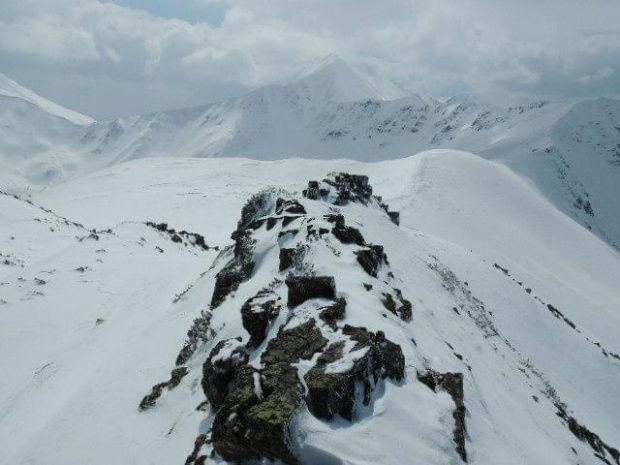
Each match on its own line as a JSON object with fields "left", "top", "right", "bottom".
{"left": 1, "top": 56, "right": 619, "bottom": 249}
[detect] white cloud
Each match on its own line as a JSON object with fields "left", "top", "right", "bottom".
{"left": 0, "top": 0, "right": 618, "bottom": 118}
{"left": 577, "top": 67, "right": 613, "bottom": 85}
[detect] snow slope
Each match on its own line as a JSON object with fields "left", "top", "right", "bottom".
{"left": 2, "top": 152, "right": 618, "bottom": 464}
{"left": 3, "top": 59, "right": 618, "bottom": 251}
{"left": 0, "top": 73, "right": 94, "bottom": 188}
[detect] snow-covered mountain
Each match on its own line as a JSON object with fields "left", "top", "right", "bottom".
{"left": 0, "top": 73, "right": 93, "bottom": 187}
{"left": 1, "top": 57, "right": 619, "bottom": 465}
{"left": 2, "top": 59, "right": 619, "bottom": 250}
{"left": 1, "top": 152, "right": 619, "bottom": 464}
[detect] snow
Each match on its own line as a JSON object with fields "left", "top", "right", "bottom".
{"left": 0, "top": 72, "right": 94, "bottom": 126}
{"left": 2, "top": 150, "right": 618, "bottom": 464}
{"left": 1, "top": 60, "right": 619, "bottom": 465}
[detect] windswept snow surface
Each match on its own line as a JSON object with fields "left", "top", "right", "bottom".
{"left": 1, "top": 151, "right": 618, "bottom": 464}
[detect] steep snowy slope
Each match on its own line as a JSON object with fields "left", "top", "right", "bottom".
{"left": 3, "top": 152, "right": 616, "bottom": 464}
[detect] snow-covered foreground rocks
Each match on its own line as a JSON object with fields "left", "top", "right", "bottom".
{"left": 1, "top": 150, "right": 619, "bottom": 464}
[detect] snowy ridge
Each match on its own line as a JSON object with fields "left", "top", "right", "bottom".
{"left": 3, "top": 152, "right": 618, "bottom": 464}
{"left": 0, "top": 72, "right": 93, "bottom": 126}
{"left": 2, "top": 61, "right": 619, "bottom": 252}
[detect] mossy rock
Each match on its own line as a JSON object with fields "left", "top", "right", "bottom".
{"left": 261, "top": 319, "right": 328, "bottom": 365}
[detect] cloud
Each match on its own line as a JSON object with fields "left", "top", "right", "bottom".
{"left": 0, "top": 0, "right": 618, "bottom": 118}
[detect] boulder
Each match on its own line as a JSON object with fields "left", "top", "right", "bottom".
{"left": 318, "top": 297, "right": 347, "bottom": 329}
{"left": 202, "top": 338, "right": 249, "bottom": 409}
{"left": 305, "top": 326, "right": 404, "bottom": 421}
{"left": 241, "top": 291, "right": 281, "bottom": 349}
{"left": 276, "top": 198, "right": 306, "bottom": 215}
{"left": 285, "top": 276, "right": 336, "bottom": 307}
{"left": 355, "top": 245, "right": 386, "bottom": 277}
{"left": 261, "top": 319, "right": 328, "bottom": 365}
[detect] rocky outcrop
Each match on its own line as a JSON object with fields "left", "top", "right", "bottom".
{"left": 305, "top": 326, "right": 405, "bottom": 421}
{"left": 241, "top": 289, "right": 282, "bottom": 349}
{"left": 417, "top": 370, "right": 467, "bottom": 462}
{"left": 318, "top": 297, "right": 347, "bottom": 329}
{"left": 261, "top": 319, "right": 328, "bottom": 365}
{"left": 355, "top": 245, "right": 387, "bottom": 277}
{"left": 211, "top": 319, "right": 329, "bottom": 464}
{"left": 150, "top": 173, "right": 414, "bottom": 465}
{"left": 211, "top": 191, "right": 278, "bottom": 308}
{"left": 202, "top": 338, "right": 250, "bottom": 409}
{"left": 381, "top": 290, "right": 413, "bottom": 321}
{"left": 139, "top": 366, "right": 189, "bottom": 411}
{"left": 285, "top": 276, "right": 336, "bottom": 307}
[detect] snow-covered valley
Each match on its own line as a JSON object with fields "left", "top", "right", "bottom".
{"left": 1, "top": 57, "right": 619, "bottom": 465}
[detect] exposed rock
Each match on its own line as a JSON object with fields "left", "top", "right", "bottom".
{"left": 355, "top": 245, "right": 386, "bottom": 277}
{"left": 388, "top": 211, "right": 400, "bottom": 225}
{"left": 176, "top": 309, "right": 214, "bottom": 366}
{"left": 212, "top": 320, "right": 329, "bottom": 464}
{"left": 202, "top": 338, "right": 250, "bottom": 409}
{"left": 212, "top": 363, "right": 303, "bottom": 465}
{"left": 305, "top": 326, "right": 404, "bottom": 421}
{"left": 241, "top": 290, "right": 281, "bottom": 349}
{"left": 303, "top": 180, "right": 321, "bottom": 200}
{"left": 276, "top": 198, "right": 306, "bottom": 216}
{"left": 332, "top": 222, "right": 366, "bottom": 246}
{"left": 556, "top": 404, "right": 620, "bottom": 465}
{"left": 381, "top": 292, "right": 413, "bottom": 321}
{"left": 285, "top": 276, "right": 336, "bottom": 307}
{"left": 279, "top": 248, "right": 296, "bottom": 272}
{"left": 262, "top": 319, "right": 328, "bottom": 365}
{"left": 417, "top": 371, "right": 467, "bottom": 462}
{"left": 139, "top": 366, "right": 189, "bottom": 411}
{"left": 210, "top": 232, "right": 255, "bottom": 308}
{"left": 318, "top": 297, "right": 347, "bottom": 329}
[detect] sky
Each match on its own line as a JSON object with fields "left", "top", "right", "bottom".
{"left": 0, "top": 0, "right": 619, "bottom": 120}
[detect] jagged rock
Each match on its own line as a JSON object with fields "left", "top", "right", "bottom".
{"left": 355, "top": 245, "right": 386, "bottom": 277}
{"left": 279, "top": 248, "right": 296, "bottom": 272}
{"left": 213, "top": 320, "right": 328, "bottom": 464}
{"left": 202, "top": 338, "right": 249, "bottom": 409}
{"left": 139, "top": 366, "right": 189, "bottom": 411}
{"left": 318, "top": 297, "right": 347, "bottom": 329}
{"left": 304, "top": 341, "right": 355, "bottom": 420}
{"left": 303, "top": 181, "right": 321, "bottom": 200}
{"left": 267, "top": 217, "right": 278, "bottom": 230}
{"left": 262, "top": 319, "right": 328, "bottom": 365}
{"left": 555, "top": 404, "right": 620, "bottom": 465}
{"left": 282, "top": 216, "right": 302, "bottom": 227}
{"left": 276, "top": 198, "right": 306, "bottom": 215}
{"left": 176, "top": 309, "right": 214, "bottom": 366}
{"left": 388, "top": 211, "right": 400, "bottom": 226}
{"left": 285, "top": 276, "right": 336, "bottom": 307}
{"left": 210, "top": 191, "right": 278, "bottom": 308}
{"left": 332, "top": 220, "right": 366, "bottom": 246}
{"left": 417, "top": 371, "right": 467, "bottom": 462}
{"left": 212, "top": 363, "right": 303, "bottom": 465}
{"left": 325, "top": 213, "right": 345, "bottom": 227}
{"left": 381, "top": 292, "right": 413, "bottom": 321}
{"left": 241, "top": 291, "right": 281, "bottom": 349}
{"left": 305, "top": 326, "right": 405, "bottom": 421}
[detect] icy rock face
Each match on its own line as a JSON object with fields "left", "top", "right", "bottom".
{"left": 150, "top": 174, "right": 438, "bottom": 464}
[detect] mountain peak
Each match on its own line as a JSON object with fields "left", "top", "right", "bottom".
{"left": 0, "top": 72, "right": 94, "bottom": 125}
{"left": 291, "top": 55, "right": 411, "bottom": 103}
